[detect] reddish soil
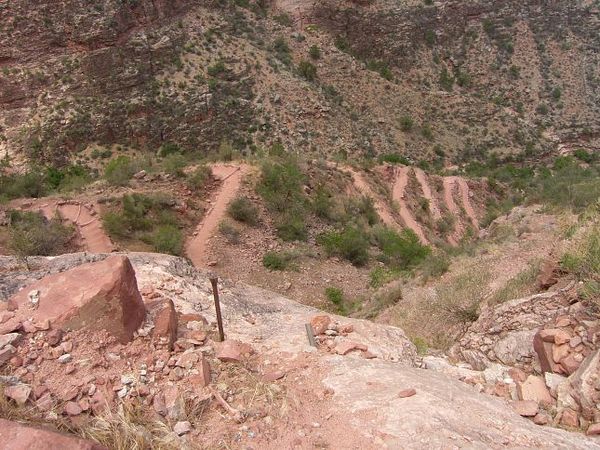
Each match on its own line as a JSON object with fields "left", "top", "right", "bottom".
{"left": 456, "top": 177, "right": 479, "bottom": 230}
{"left": 414, "top": 167, "right": 442, "bottom": 221}
{"left": 185, "top": 163, "right": 250, "bottom": 268}
{"left": 9, "top": 198, "right": 114, "bottom": 253}
{"left": 392, "top": 166, "right": 428, "bottom": 244}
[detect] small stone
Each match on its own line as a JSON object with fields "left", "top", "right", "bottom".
{"left": 216, "top": 340, "right": 253, "bottom": 362}
{"left": 310, "top": 315, "right": 331, "bottom": 335}
{"left": 555, "top": 318, "right": 571, "bottom": 327}
{"left": 28, "top": 290, "right": 40, "bottom": 308}
{"left": 512, "top": 400, "right": 538, "bottom": 417}
{"left": 121, "top": 375, "right": 135, "bottom": 385}
{"left": 398, "top": 388, "right": 416, "bottom": 398}
{"left": 517, "top": 375, "right": 553, "bottom": 406}
{"left": 174, "top": 421, "right": 192, "bottom": 436}
{"left": 560, "top": 409, "right": 578, "bottom": 428}
{"left": 61, "top": 341, "right": 73, "bottom": 353}
{"left": 64, "top": 401, "right": 82, "bottom": 416}
{"left": 58, "top": 354, "right": 72, "bottom": 364}
{"left": 0, "top": 333, "right": 21, "bottom": 349}
{"left": 554, "top": 330, "right": 571, "bottom": 345}
{"left": 569, "top": 336, "right": 583, "bottom": 348}
{"left": 4, "top": 384, "right": 32, "bottom": 405}
{"left": 533, "top": 412, "right": 549, "bottom": 425}
{"left": 117, "top": 387, "right": 128, "bottom": 398}
{"left": 560, "top": 354, "right": 581, "bottom": 375}
{"left": 262, "top": 370, "right": 285, "bottom": 382}
{"left": 587, "top": 423, "right": 600, "bottom": 435}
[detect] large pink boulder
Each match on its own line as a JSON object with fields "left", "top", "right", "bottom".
{"left": 0, "top": 418, "right": 106, "bottom": 449}
{"left": 7, "top": 256, "right": 146, "bottom": 343}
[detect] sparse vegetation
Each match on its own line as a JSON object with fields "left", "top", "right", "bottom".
{"left": 8, "top": 210, "right": 74, "bottom": 256}
{"left": 227, "top": 196, "right": 259, "bottom": 225}
{"left": 318, "top": 226, "right": 370, "bottom": 266}
{"left": 297, "top": 60, "right": 317, "bottom": 81}
{"left": 262, "top": 250, "right": 297, "bottom": 270}
{"left": 104, "top": 156, "right": 135, "bottom": 186}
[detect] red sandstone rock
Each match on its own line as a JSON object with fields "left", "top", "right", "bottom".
{"left": 263, "top": 370, "right": 285, "bottom": 382}
{"left": 533, "top": 412, "right": 549, "bottom": 425}
{"left": 517, "top": 375, "right": 553, "bottom": 406}
{"left": 335, "top": 341, "right": 366, "bottom": 355}
{"left": 4, "top": 384, "right": 31, "bottom": 405}
{"left": 398, "top": 388, "right": 416, "bottom": 398}
{"left": 7, "top": 256, "right": 146, "bottom": 343}
{"left": 152, "top": 299, "right": 178, "bottom": 350}
{"left": 511, "top": 400, "right": 538, "bottom": 417}
{"left": 537, "top": 260, "right": 558, "bottom": 290}
{"left": 216, "top": 340, "right": 253, "bottom": 362}
{"left": 534, "top": 332, "right": 560, "bottom": 373}
{"left": 554, "top": 330, "right": 571, "bottom": 345}
{"left": 310, "top": 315, "right": 331, "bottom": 335}
{"left": 560, "top": 354, "right": 582, "bottom": 375}
{"left": 552, "top": 344, "right": 570, "bottom": 363}
{"left": 587, "top": 423, "right": 600, "bottom": 435}
{"left": 0, "top": 418, "right": 106, "bottom": 449}
{"left": 560, "top": 409, "right": 579, "bottom": 428}
{"left": 64, "top": 401, "right": 82, "bottom": 416}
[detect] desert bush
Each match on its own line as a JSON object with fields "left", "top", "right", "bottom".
{"left": 104, "top": 156, "right": 135, "bottom": 186}
{"left": 561, "top": 223, "right": 600, "bottom": 302}
{"left": 0, "top": 171, "right": 47, "bottom": 200}
{"left": 157, "top": 142, "right": 181, "bottom": 157}
{"left": 343, "top": 195, "right": 379, "bottom": 227}
{"left": 399, "top": 116, "right": 414, "bottom": 132}
{"left": 186, "top": 165, "right": 212, "bottom": 191}
{"left": 420, "top": 252, "right": 450, "bottom": 279}
{"left": 275, "top": 214, "right": 307, "bottom": 241}
{"left": 357, "top": 282, "right": 402, "bottom": 319}
{"left": 161, "top": 153, "right": 187, "bottom": 177}
{"left": 257, "top": 158, "right": 305, "bottom": 212}
{"left": 378, "top": 153, "right": 410, "bottom": 165}
{"left": 488, "top": 260, "right": 541, "bottom": 306}
{"left": 436, "top": 214, "right": 455, "bottom": 236}
{"left": 262, "top": 250, "right": 297, "bottom": 270}
{"left": 372, "top": 226, "right": 431, "bottom": 269}
{"left": 219, "top": 221, "right": 241, "bottom": 244}
{"left": 150, "top": 225, "right": 183, "bottom": 255}
{"left": 369, "top": 266, "right": 402, "bottom": 288}
{"left": 309, "top": 44, "right": 321, "bottom": 60}
{"left": 8, "top": 210, "right": 73, "bottom": 256}
{"left": 318, "top": 226, "right": 370, "bottom": 266}
{"left": 311, "top": 186, "right": 335, "bottom": 220}
{"left": 325, "top": 286, "right": 343, "bottom": 305}
{"left": 227, "top": 197, "right": 259, "bottom": 225}
{"left": 298, "top": 60, "right": 317, "bottom": 81}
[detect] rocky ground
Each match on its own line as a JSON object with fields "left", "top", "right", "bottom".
{"left": 1, "top": 252, "right": 599, "bottom": 448}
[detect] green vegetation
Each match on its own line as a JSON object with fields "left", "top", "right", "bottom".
{"left": 318, "top": 226, "right": 370, "bottom": 266}
{"left": 219, "top": 221, "right": 241, "bottom": 244}
{"left": 104, "top": 156, "right": 135, "bottom": 186}
{"left": 298, "top": 60, "right": 317, "bottom": 81}
{"left": 372, "top": 226, "right": 431, "bottom": 269}
{"left": 257, "top": 157, "right": 307, "bottom": 241}
{"left": 439, "top": 68, "right": 454, "bottom": 91}
{"left": 102, "top": 193, "right": 183, "bottom": 255}
{"left": 369, "top": 266, "right": 402, "bottom": 288}
{"left": 561, "top": 222, "right": 600, "bottom": 303}
{"left": 378, "top": 153, "right": 411, "bottom": 165}
{"left": 324, "top": 286, "right": 353, "bottom": 315}
{"left": 420, "top": 252, "right": 450, "bottom": 280}
{"left": 161, "top": 153, "right": 187, "bottom": 177}
{"left": 366, "top": 60, "right": 393, "bottom": 81}
{"left": 227, "top": 196, "right": 259, "bottom": 225}
{"left": 272, "top": 37, "right": 292, "bottom": 65}
{"left": 488, "top": 260, "right": 541, "bottom": 306}
{"left": 399, "top": 116, "right": 414, "bottom": 132}
{"left": 8, "top": 210, "right": 73, "bottom": 257}
{"left": 262, "top": 250, "right": 297, "bottom": 270}
{"left": 309, "top": 45, "right": 321, "bottom": 60}
{"left": 186, "top": 165, "right": 212, "bottom": 191}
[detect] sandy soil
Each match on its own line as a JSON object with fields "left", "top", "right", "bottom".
{"left": 392, "top": 166, "right": 428, "bottom": 244}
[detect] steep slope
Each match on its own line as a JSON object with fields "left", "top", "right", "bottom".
{"left": 1, "top": 0, "right": 598, "bottom": 166}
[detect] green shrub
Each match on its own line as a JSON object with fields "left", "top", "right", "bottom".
{"left": 436, "top": 214, "right": 455, "bottom": 236}
{"left": 372, "top": 226, "right": 431, "bottom": 269}
{"left": 343, "top": 196, "right": 379, "bottom": 227}
{"left": 309, "top": 44, "right": 321, "bottom": 60}
{"left": 104, "top": 156, "right": 135, "bottom": 186}
{"left": 275, "top": 214, "right": 307, "bottom": 241}
{"left": 574, "top": 149, "right": 596, "bottom": 164}
{"left": 399, "top": 115, "right": 414, "bottom": 132}
{"left": 262, "top": 250, "right": 296, "bottom": 270}
{"left": 298, "top": 60, "right": 317, "bottom": 81}
{"left": 219, "top": 221, "right": 241, "bottom": 244}
{"left": 273, "top": 13, "right": 293, "bottom": 27}
{"left": 8, "top": 210, "right": 73, "bottom": 256}
{"left": 357, "top": 283, "right": 402, "bottom": 319}
{"left": 0, "top": 171, "right": 47, "bottom": 200}
{"left": 379, "top": 153, "right": 410, "bottom": 165}
{"left": 369, "top": 266, "right": 402, "bottom": 288}
{"left": 257, "top": 159, "right": 305, "bottom": 213}
{"left": 272, "top": 37, "right": 291, "bottom": 65}
{"left": 366, "top": 60, "right": 393, "bottom": 81}
{"left": 412, "top": 337, "right": 429, "bottom": 355}
{"left": 325, "top": 286, "right": 344, "bottom": 306}
{"left": 207, "top": 60, "right": 226, "bottom": 77}
{"left": 157, "top": 142, "right": 181, "bottom": 157}
{"left": 162, "top": 153, "right": 187, "bottom": 177}
{"left": 227, "top": 197, "right": 259, "bottom": 225}
{"left": 311, "top": 186, "right": 334, "bottom": 220}
{"left": 420, "top": 252, "right": 450, "bottom": 279}
{"left": 150, "top": 225, "right": 183, "bottom": 255}
{"left": 318, "top": 226, "right": 370, "bottom": 266}
{"left": 439, "top": 68, "right": 454, "bottom": 91}
{"left": 186, "top": 165, "right": 212, "bottom": 191}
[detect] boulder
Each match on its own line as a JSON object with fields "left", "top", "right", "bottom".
{"left": 533, "top": 331, "right": 561, "bottom": 374}
{"left": 537, "top": 260, "right": 559, "bottom": 290}
{"left": 152, "top": 299, "right": 178, "bottom": 350}
{"left": 517, "top": 375, "right": 553, "bottom": 406}
{"left": 4, "top": 384, "right": 31, "bottom": 405}
{"left": 7, "top": 256, "right": 146, "bottom": 343}
{"left": 0, "top": 419, "right": 106, "bottom": 449}
{"left": 567, "top": 350, "right": 600, "bottom": 420}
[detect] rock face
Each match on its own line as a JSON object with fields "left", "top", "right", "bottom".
{"left": 0, "top": 418, "right": 106, "bottom": 449}
{"left": 6, "top": 255, "right": 145, "bottom": 343}
{"left": 450, "top": 289, "right": 574, "bottom": 372}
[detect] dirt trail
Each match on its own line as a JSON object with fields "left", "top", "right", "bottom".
{"left": 13, "top": 199, "right": 114, "bottom": 253}
{"left": 442, "top": 177, "right": 463, "bottom": 246}
{"left": 185, "top": 163, "right": 249, "bottom": 268}
{"left": 392, "top": 166, "right": 428, "bottom": 244}
{"left": 456, "top": 178, "right": 479, "bottom": 230}
{"left": 414, "top": 168, "right": 442, "bottom": 221}
{"left": 341, "top": 166, "right": 398, "bottom": 228}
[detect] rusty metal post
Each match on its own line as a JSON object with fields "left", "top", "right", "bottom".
{"left": 305, "top": 323, "right": 317, "bottom": 347}
{"left": 210, "top": 277, "right": 225, "bottom": 342}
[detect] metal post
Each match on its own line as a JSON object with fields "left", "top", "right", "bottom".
{"left": 305, "top": 323, "right": 317, "bottom": 347}
{"left": 210, "top": 277, "right": 225, "bottom": 342}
